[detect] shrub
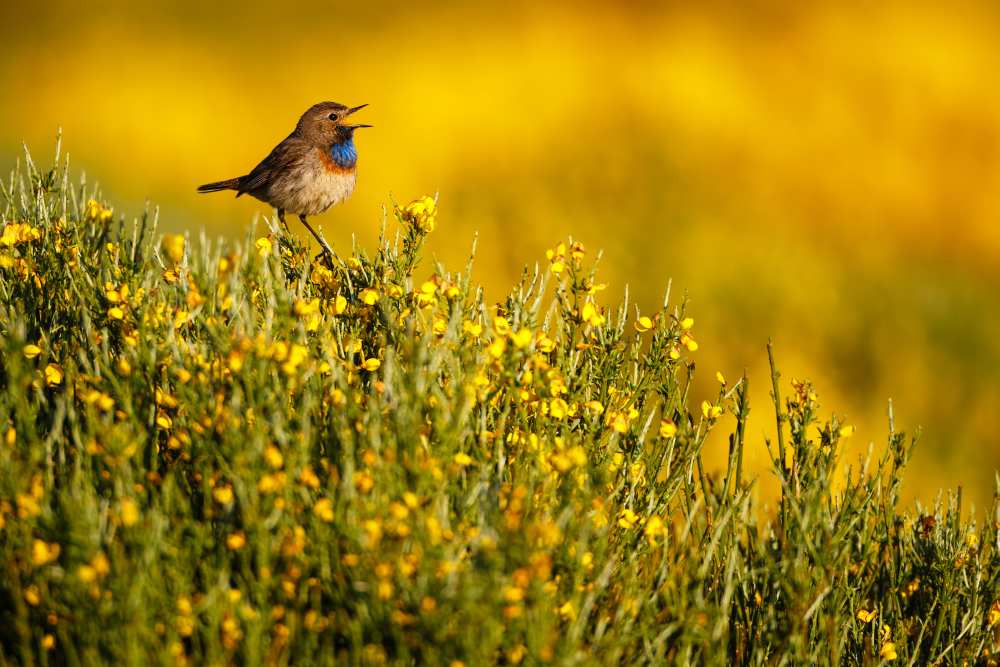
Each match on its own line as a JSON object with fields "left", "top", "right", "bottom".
{"left": 0, "top": 147, "right": 997, "bottom": 665}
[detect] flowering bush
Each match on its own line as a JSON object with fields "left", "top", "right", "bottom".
{"left": 0, "top": 150, "right": 997, "bottom": 665}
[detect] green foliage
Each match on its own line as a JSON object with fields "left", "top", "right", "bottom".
{"left": 1, "top": 147, "right": 998, "bottom": 666}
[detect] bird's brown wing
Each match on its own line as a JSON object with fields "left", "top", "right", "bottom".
{"left": 237, "top": 135, "right": 304, "bottom": 198}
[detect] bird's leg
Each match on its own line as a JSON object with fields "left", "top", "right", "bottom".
{"left": 298, "top": 214, "right": 339, "bottom": 263}
{"left": 276, "top": 208, "right": 290, "bottom": 234}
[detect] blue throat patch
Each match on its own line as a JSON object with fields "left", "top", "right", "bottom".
{"left": 329, "top": 137, "right": 358, "bottom": 169}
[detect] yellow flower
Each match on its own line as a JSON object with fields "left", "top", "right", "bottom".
{"left": 389, "top": 502, "right": 409, "bottom": 520}
{"left": 333, "top": 294, "right": 348, "bottom": 315}
{"left": 213, "top": 485, "right": 235, "bottom": 505}
{"left": 857, "top": 608, "right": 877, "bottom": 623}
{"left": 354, "top": 471, "right": 375, "bottom": 494}
{"left": 715, "top": 371, "right": 726, "bottom": 385}
{"left": 879, "top": 642, "right": 897, "bottom": 661}
{"left": 546, "top": 242, "right": 567, "bottom": 274}
{"left": 659, "top": 420, "right": 677, "bottom": 438}
{"left": 85, "top": 198, "right": 113, "bottom": 223}
{"left": 361, "top": 358, "right": 381, "bottom": 372}
{"left": 680, "top": 317, "right": 694, "bottom": 330}
{"left": 493, "top": 316, "right": 510, "bottom": 335}
{"left": 264, "top": 446, "right": 284, "bottom": 469}
{"left": 227, "top": 532, "right": 247, "bottom": 550}
{"left": 566, "top": 446, "right": 587, "bottom": 467}
{"left": 120, "top": 498, "right": 140, "bottom": 526}
{"left": 281, "top": 344, "right": 309, "bottom": 375}
{"left": 644, "top": 516, "right": 666, "bottom": 545}
{"left": 162, "top": 234, "right": 185, "bottom": 264}
{"left": 511, "top": 328, "right": 533, "bottom": 349}
{"left": 701, "top": 401, "right": 722, "bottom": 419}
{"left": 92, "top": 553, "right": 110, "bottom": 576}
{"left": 32, "top": 539, "right": 61, "bottom": 566}
{"left": 610, "top": 412, "right": 628, "bottom": 434}
{"left": 294, "top": 298, "right": 320, "bottom": 316}
{"left": 453, "top": 453, "right": 473, "bottom": 467}
{"left": 225, "top": 350, "right": 245, "bottom": 373}
{"left": 635, "top": 315, "right": 653, "bottom": 333}
{"left": 414, "top": 281, "right": 437, "bottom": 307}
{"left": 503, "top": 585, "right": 525, "bottom": 603}
{"left": 487, "top": 338, "right": 507, "bottom": 359}
{"left": 44, "top": 363, "right": 63, "bottom": 386}
{"left": 257, "top": 473, "right": 284, "bottom": 494}
{"left": 558, "top": 601, "right": 576, "bottom": 620}
{"left": 314, "top": 498, "right": 335, "bottom": 522}
{"left": 988, "top": 601, "right": 1000, "bottom": 626}
{"left": 399, "top": 195, "right": 438, "bottom": 232}
{"left": 23, "top": 344, "right": 42, "bottom": 359}
{"left": 463, "top": 320, "right": 483, "bottom": 337}
{"left": 359, "top": 288, "right": 379, "bottom": 305}
{"left": 256, "top": 237, "right": 273, "bottom": 257}
{"left": 549, "top": 398, "right": 568, "bottom": 419}
{"left": 86, "top": 391, "right": 114, "bottom": 412}
{"left": 24, "top": 586, "right": 41, "bottom": 606}
{"left": 618, "top": 509, "right": 639, "bottom": 529}
{"left": 299, "top": 466, "right": 321, "bottom": 489}
{"left": 77, "top": 564, "right": 97, "bottom": 583}
{"left": 108, "top": 306, "right": 124, "bottom": 320}
{"left": 41, "top": 635, "right": 55, "bottom": 651}
{"left": 580, "top": 301, "right": 605, "bottom": 327}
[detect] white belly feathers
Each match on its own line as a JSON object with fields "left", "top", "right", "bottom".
{"left": 268, "top": 152, "right": 357, "bottom": 217}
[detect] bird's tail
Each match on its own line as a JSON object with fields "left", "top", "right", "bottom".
{"left": 196, "top": 177, "right": 241, "bottom": 193}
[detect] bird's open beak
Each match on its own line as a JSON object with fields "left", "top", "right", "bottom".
{"left": 345, "top": 104, "right": 371, "bottom": 128}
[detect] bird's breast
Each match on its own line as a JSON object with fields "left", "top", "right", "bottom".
{"left": 267, "top": 149, "right": 356, "bottom": 216}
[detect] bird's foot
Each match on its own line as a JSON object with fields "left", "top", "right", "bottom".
{"left": 312, "top": 250, "right": 334, "bottom": 268}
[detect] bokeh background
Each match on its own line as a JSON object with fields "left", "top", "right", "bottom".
{"left": 2, "top": 1, "right": 998, "bottom": 509}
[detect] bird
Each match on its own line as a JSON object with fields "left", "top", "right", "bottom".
{"left": 197, "top": 101, "right": 371, "bottom": 257}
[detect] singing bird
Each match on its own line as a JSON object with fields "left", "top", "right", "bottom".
{"left": 197, "top": 102, "right": 371, "bottom": 256}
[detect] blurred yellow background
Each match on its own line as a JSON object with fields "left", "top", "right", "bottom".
{"left": 2, "top": 1, "right": 998, "bottom": 509}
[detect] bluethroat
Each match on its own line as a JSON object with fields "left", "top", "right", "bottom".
{"left": 198, "top": 102, "right": 371, "bottom": 257}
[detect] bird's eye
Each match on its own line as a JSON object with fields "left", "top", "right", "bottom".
{"left": 328, "top": 113, "right": 339, "bottom": 121}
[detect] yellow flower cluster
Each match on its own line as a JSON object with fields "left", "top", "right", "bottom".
{"left": 85, "top": 198, "right": 114, "bottom": 224}
{"left": 545, "top": 241, "right": 585, "bottom": 275}
{"left": 162, "top": 234, "right": 185, "bottom": 264}
{"left": 0, "top": 221, "right": 41, "bottom": 247}
{"left": 397, "top": 195, "right": 438, "bottom": 232}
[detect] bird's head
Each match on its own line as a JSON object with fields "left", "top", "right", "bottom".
{"left": 296, "top": 101, "right": 371, "bottom": 147}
